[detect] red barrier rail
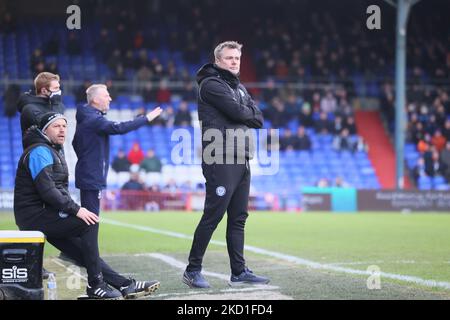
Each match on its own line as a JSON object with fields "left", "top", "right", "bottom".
{"left": 101, "top": 190, "right": 288, "bottom": 211}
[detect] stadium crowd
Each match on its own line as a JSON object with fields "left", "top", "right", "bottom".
{"left": 1, "top": 0, "right": 449, "bottom": 193}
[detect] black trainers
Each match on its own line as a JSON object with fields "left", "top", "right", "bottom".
{"left": 228, "top": 267, "right": 270, "bottom": 287}
{"left": 119, "top": 279, "right": 160, "bottom": 299}
{"left": 86, "top": 281, "right": 123, "bottom": 300}
{"left": 182, "top": 270, "right": 211, "bottom": 288}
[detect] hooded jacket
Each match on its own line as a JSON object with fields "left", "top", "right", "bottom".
{"left": 196, "top": 63, "right": 264, "bottom": 162}
{"left": 17, "top": 91, "right": 65, "bottom": 136}
{"left": 14, "top": 127, "right": 80, "bottom": 229}
{"left": 72, "top": 104, "right": 148, "bottom": 190}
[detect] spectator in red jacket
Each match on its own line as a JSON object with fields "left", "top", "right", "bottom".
{"left": 156, "top": 79, "right": 172, "bottom": 103}
{"left": 431, "top": 129, "right": 447, "bottom": 152}
{"left": 127, "top": 142, "right": 145, "bottom": 165}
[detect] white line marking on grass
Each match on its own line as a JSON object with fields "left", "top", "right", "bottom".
{"left": 137, "top": 253, "right": 228, "bottom": 281}
{"left": 328, "top": 261, "right": 385, "bottom": 266}
{"left": 328, "top": 260, "right": 429, "bottom": 266}
{"left": 52, "top": 258, "right": 87, "bottom": 281}
{"left": 152, "top": 286, "right": 281, "bottom": 299}
{"left": 137, "top": 253, "right": 279, "bottom": 290}
{"left": 102, "top": 217, "right": 450, "bottom": 290}
{"left": 136, "top": 253, "right": 279, "bottom": 298}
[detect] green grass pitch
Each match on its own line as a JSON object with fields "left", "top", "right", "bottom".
{"left": 1, "top": 211, "right": 450, "bottom": 299}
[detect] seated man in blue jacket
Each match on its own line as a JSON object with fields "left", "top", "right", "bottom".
{"left": 14, "top": 113, "right": 159, "bottom": 299}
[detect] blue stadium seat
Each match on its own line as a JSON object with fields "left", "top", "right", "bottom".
{"left": 432, "top": 176, "right": 446, "bottom": 187}
{"left": 62, "top": 94, "right": 76, "bottom": 106}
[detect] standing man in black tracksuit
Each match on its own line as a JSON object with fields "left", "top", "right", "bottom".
{"left": 183, "top": 41, "right": 270, "bottom": 288}
{"left": 72, "top": 84, "right": 161, "bottom": 216}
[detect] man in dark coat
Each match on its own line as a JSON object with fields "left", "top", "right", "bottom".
{"left": 17, "top": 72, "right": 65, "bottom": 135}
{"left": 183, "top": 41, "right": 269, "bottom": 288}
{"left": 111, "top": 149, "right": 131, "bottom": 172}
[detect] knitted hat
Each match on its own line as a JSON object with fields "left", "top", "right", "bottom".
{"left": 39, "top": 112, "right": 67, "bottom": 132}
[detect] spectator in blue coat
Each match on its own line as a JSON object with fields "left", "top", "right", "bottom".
{"left": 72, "top": 83, "right": 162, "bottom": 217}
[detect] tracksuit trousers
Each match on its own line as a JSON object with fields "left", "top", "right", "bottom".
{"left": 21, "top": 212, "right": 101, "bottom": 286}
{"left": 187, "top": 160, "right": 251, "bottom": 276}
{"left": 51, "top": 190, "right": 128, "bottom": 288}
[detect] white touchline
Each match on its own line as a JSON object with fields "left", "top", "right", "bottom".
{"left": 328, "top": 260, "right": 427, "bottom": 266}
{"left": 136, "top": 253, "right": 228, "bottom": 281}
{"left": 153, "top": 286, "right": 281, "bottom": 298}
{"left": 102, "top": 217, "right": 450, "bottom": 290}
{"left": 136, "top": 253, "right": 279, "bottom": 298}
{"left": 53, "top": 254, "right": 278, "bottom": 297}
{"left": 136, "top": 252, "right": 279, "bottom": 290}
{"left": 152, "top": 288, "right": 273, "bottom": 298}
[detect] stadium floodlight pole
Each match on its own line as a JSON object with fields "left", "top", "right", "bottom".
{"left": 385, "top": 0, "right": 420, "bottom": 189}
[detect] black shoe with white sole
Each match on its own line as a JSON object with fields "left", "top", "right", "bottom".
{"left": 86, "top": 281, "right": 123, "bottom": 300}
{"left": 119, "top": 279, "right": 160, "bottom": 299}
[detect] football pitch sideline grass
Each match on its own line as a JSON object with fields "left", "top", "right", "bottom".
{"left": 1, "top": 210, "right": 450, "bottom": 299}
